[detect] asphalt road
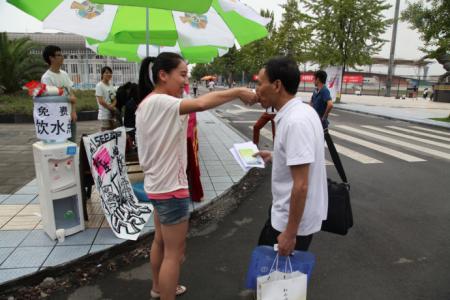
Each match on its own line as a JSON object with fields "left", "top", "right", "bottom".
{"left": 52, "top": 95, "right": 450, "bottom": 300}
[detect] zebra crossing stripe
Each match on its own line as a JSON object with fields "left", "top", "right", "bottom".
{"left": 387, "top": 126, "right": 450, "bottom": 142}
{"left": 233, "top": 120, "right": 257, "bottom": 123}
{"left": 330, "top": 130, "right": 425, "bottom": 162}
{"left": 409, "top": 126, "right": 450, "bottom": 137}
{"left": 325, "top": 160, "right": 334, "bottom": 165}
{"left": 329, "top": 113, "right": 339, "bottom": 117}
{"left": 260, "top": 127, "right": 274, "bottom": 141}
{"left": 337, "top": 125, "right": 450, "bottom": 161}
{"left": 362, "top": 126, "right": 450, "bottom": 150}
{"left": 248, "top": 126, "right": 274, "bottom": 142}
{"left": 329, "top": 143, "right": 382, "bottom": 164}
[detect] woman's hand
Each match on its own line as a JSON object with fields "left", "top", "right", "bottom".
{"left": 237, "top": 88, "right": 258, "bottom": 106}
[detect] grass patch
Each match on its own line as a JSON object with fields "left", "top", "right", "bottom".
{"left": 0, "top": 90, "right": 98, "bottom": 115}
{"left": 431, "top": 117, "right": 450, "bottom": 123}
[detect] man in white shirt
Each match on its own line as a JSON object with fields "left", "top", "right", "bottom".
{"left": 41, "top": 45, "right": 77, "bottom": 142}
{"left": 255, "top": 56, "right": 328, "bottom": 256}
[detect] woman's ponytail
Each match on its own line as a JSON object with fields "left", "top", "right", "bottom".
{"left": 138, "top": 57, "right": 155, "bottom": 101}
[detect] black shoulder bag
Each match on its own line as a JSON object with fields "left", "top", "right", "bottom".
{"left": 321, "top": 130, "right": 353, "bottom": 235}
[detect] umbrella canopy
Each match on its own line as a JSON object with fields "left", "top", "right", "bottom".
{"left": 201, "top": 75, "right": 217, "bottom": 81}
{"left": 90, "top": 0, "right": 212, "bottom": 13}
{"left": 86, "top": 39, "right": 229, "bottom": 63}
{"left": 7, "top": 0, "right": 270, "bottom": 47}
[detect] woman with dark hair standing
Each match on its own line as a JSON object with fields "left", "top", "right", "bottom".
{"left": 136, "top": 52, "right": 257, "bottom": 300}
{"left": 96, "top": 66, "right": 117, "bottom": 131}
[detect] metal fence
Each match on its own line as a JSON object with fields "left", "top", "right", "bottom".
{"left": 32, "top": 49, "right": 140, "bottom": 90}
{"left": 297, "top": 73, "right": 441, "bottom": 98}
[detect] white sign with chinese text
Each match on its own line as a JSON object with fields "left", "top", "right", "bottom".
{"left": 33, "top": 102, "right": 71, "bottom": 141}
{"left": 83, "top": 128, "right": 153, "bottom": 240}
{"left": 325, "top": 66, "right": 343, "bottom": 101}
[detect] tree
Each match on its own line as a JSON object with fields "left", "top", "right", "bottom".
{"left": 0, "top": 32, "right": 46, "bottom": 94}
{"left": 304, "top": 0, "right": 391, "bottom": 100}
{"left": 239, "top": 9, "right": 278, "bottom": 77}
{"left": 275, "top": 0, "right": 312, "bottom": 62}
{"left": 401, "top": 0, "right": 450, "bottom": 82}
{"left": 198, "top": 9, "right": 277, "bottom": 85}
{"left": 191, "top": 63, "right": 213, "bottom": 80}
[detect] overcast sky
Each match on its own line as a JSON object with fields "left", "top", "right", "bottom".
{"left": 0, "top": 0, "right": 444, "bottom": 75}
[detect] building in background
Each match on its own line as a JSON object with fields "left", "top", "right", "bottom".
{"left": 8, "top": 32, "right": 139, "bottom": 89}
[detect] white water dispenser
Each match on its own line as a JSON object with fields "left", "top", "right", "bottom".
{"left": 33, "top": 141, "right": 85, "bottom": 240}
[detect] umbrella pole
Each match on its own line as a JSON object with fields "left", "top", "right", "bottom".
{"left": 146, "top": 7, "right": 149, "bottom": 57}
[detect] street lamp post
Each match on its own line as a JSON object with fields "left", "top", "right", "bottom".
{"left": 386, "top": 0, "right": 401, "bottom": 97}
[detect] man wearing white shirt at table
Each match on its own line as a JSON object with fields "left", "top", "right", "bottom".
{"left": 254, "top": 56, "right": 328, "bottom": 256}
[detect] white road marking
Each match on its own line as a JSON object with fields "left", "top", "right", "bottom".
{"left": 387, "top": 126, "right": 450, "bottom": 142}
{"left": 233, "top": 120, "right": 257, "bottom": 123}
{"left": 327, "top": 143, "right": 382, "bottom": 164}
{"left": 337, "top": 125, "right": 450, "bottom": 160}
{"left": 325, "top": 160, "right": 334, "bottom": 165}
{"left": 409, "top": 126, "right": 450, "bottom": 137}
{"left": 329, "top": 113, "right": 339, "bottom": 117}
{"left": 330, "top": 130, "right": 425, "bottom": 162}
{"left": 260, "top": 128, "right": 274, "bottom": 141}
{"left": 232, "top": 104, "right": 265, "bottom": 113}
{"left": 362, "top": 125, "right": 450, "bottom": 150}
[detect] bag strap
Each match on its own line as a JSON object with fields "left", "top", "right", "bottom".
{"left": 324, "top": 130, "right": 348, "bottom": 184}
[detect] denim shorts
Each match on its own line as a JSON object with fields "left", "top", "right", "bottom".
{"left": 150, "top": 197, "right": 191, "bottom": 225}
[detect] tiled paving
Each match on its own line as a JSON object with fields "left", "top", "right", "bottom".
{"left": 0, "top": 111, "right": 248, "bottom": 285}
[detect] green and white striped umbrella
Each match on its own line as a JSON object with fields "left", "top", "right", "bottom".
{"left": 90, "top": 0, "right": 212, "bottom": 13}
{"left": 86, "top": 38, "right": 229, "bottom": 63}
{"left": 7, "top": 0, "right": 270, "bottom": 48}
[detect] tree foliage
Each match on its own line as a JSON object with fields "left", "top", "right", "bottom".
{"left": 0, "top": 32, "right": 46, "bottom": 94}
{"left": 401, "top": 0, "right": 449, "bottom": 59}
{"left": 274, "top": 0, "right": 312, "bottom": 62}
{"left": 303, "top": 0, "right": 391, "bottom": 71}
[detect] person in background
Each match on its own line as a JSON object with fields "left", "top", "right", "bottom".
{"left": 41, "top": 45, "right": 77, "bottom": 142}
{"left": 208, "top": 79, "right": 215, "bottom": 92}
{"left": 255, "top": 56, "right": 328, "bottom": 256}
{"left": 192, "top": 80, "right": 198, "bottom": 97}
{"left": 310, "top": 70, "right": 333, "bottom": 130}
{"left": 95, "top": 66, "right": 117, "bottom": 131}
{"left": 136, "top": 52, "right": 257, "bottom": 300}
{"left": 253, "top": 106, "right": 276, "bottom": 147}
{"left": 183, "top": 83, "right": 204, "bottom": 202}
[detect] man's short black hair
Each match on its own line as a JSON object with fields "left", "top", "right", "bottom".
{"left": 43, "top": 45, "right": 62, "bottom": 65}
{"left": 314, "top": 70, "right": 327, "bottom": 84}
{"left": 264, "top": 56, "right": 300, "bottom": 95}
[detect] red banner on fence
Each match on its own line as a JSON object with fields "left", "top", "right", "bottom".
{"left": 343, "top": 75, "right": 363, "bottom": 84}
{"left": 300, "top": 74, "right": 364, "bottom": 84}
{"left": 301, "top": 74, "right": 315, "bottom": 83}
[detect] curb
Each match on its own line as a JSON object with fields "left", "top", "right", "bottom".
{"left": 0, "top": 167, "right": 268, "bottom": 298}
{"left": 334, "top": 105, "right": 450, "bottom": 130}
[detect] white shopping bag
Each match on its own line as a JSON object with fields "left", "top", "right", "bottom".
{"left": 257, "top": 271, "right": 303, "bottom": 300}
{"left": 260, "top": 271, "right": 307, "bottom": 300}
{"left": 257, "top": 252, "right": 307, "bottom": 300}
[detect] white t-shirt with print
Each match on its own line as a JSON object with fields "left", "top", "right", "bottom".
{"left": 271, "top": 97, "right": 328, "bottom": 236}
{"left": 41, "top": 69, "right": 73, "bottom": 93}
{"left": 136, "top": 94, "right": 189, "bottom": 194}
{"left": 95, "top": 81, "right": 116, "bottom": 120}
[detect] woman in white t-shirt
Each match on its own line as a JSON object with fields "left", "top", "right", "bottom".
{"left": 95, "top": 66, "right": 117, "bottom": 131}
{"left": 136, "top": 52, "right": 257, "bottom": 300}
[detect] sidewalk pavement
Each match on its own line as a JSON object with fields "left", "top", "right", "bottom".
{"left": 1, "top": 88, "right": 449, "bottom": 287}
{"left": 0, "top": 110, "right": 247, "bottom": 285}
{"left": 297, "top": 92, "right": 450, "bottom": 129}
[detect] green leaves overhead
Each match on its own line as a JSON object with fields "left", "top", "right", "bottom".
{"left": 303, "top": 0, "right": 392, "bottom": 71}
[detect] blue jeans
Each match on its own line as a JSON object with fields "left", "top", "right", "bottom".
{"left": 150, "top": 197, "right": 191, "bottom": 225}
